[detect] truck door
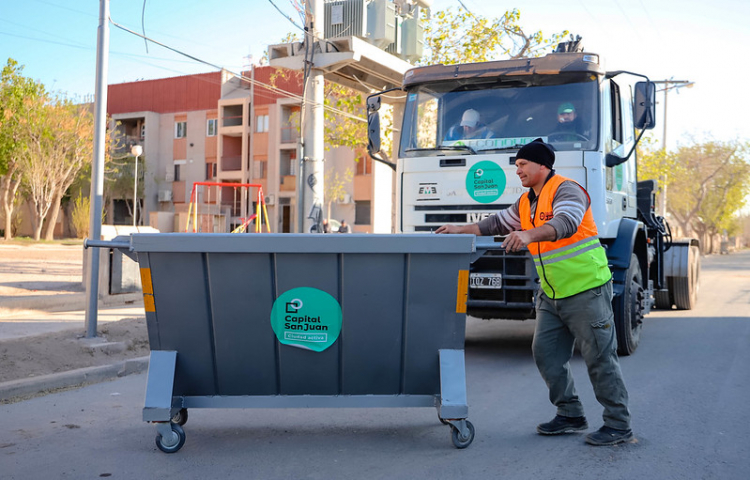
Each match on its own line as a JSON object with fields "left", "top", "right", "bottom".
{"left": 605, "top": 79, "right": 638, "bottom": 220}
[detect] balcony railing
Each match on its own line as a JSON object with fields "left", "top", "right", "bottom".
{"left": 222, "top": 115, "right": 243, "bottom": 127}
{"left": 221, "top": 155, "right": 242, "bottom": 171}
{"left": 280, "top": 126, "right": 299, "bottom": 143}
{"left": 280, "top": 175, "right": 296, "bottom": 191}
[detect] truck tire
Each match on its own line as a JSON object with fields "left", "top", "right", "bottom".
{"left": 673, "top": 245, "right": 700, "bottom": 310}
{"left": 613, "top": 254, "right": 644, "bottom": 356}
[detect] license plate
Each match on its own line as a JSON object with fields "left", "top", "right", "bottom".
{"left": 469, "top": 273, "right": 503, "bottom": 289}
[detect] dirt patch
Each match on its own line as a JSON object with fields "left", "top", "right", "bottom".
{"left": 0, "top": 317, "right": 149, "bottom": 384}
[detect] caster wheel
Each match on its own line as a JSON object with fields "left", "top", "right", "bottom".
{"left": 171, "top": 408, "right": 188, "bottom": 426}
{"left": 451, "top": 420, "right": 475, "bottom": 449}
{"left": 155, "top": 423, "right": 186, "bottom": 453}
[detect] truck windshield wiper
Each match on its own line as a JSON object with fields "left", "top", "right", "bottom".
{"left": 405, "top": 145, "right": 477, "bottom": 155}
{"left": 475, "top": 144, "right": 525, "bottom": 153}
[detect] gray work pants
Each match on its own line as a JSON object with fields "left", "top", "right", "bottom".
{"left": 532, "top": 280, "right": 631, "bottom": 430}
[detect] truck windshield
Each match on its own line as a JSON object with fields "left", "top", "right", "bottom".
{"left": 400, "top": 77, "right": 599, "bottom": 157}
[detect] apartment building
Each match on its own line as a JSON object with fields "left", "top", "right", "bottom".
{"left": 107, "top": 68, "right": 391, "bottom": 234}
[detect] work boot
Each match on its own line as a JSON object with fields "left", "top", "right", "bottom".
{"left": 585, "top": 426, "right": 634, "bottom": 446}
{"left": 536, "top": 415, "right": 588, "bottom": 435}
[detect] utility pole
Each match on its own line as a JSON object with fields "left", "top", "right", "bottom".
{"left": 652, "top": 79, "right": 694, "bottom": 217}
{"left": 85, "top": 0, "right": 110, "bottom": 338}
{"left": 299, "top": 0, "right": 325, "bottom": 233}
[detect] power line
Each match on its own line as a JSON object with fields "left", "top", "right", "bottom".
{"left": 109, "top": 17, "right": 365, "bottom": 123}
{"left": 267, "top": 0, "right": 305, "bottom": 31}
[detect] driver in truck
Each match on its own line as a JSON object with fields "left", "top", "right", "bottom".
{"left": 435, "top": 138, "right": 634, "bottom": 446}
{"left": 552, "top": 102, "right": 587, "bottom": 140}
{"left": 444, "top": 108, "right": 494, "bottom": 141}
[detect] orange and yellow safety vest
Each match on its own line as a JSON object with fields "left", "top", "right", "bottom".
{"left": 519, "top": 174, "right": 611, "bottom": 299}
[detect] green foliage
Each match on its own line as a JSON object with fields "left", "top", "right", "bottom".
{"left": 421, "top": 7, "right": 568, "bottom": 65}
{"left": 324, "top": 167, "right": 353, "bottom": 220}
{"left": 70, "top": 194, "right": 90, "bottom": 239}
{"left": 663, "top": 139, "right": 750, "bottom": 240}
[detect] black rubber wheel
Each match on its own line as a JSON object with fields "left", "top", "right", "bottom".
{"left": 450, "top": 421, "right": 475, "bottom": 449}
{"left": 614, "top": 254, "right": 644, "bottom": 356}
{"left": 171, "top": 408, "right": 188, "bottom": 426}
{"left": 155, "top": 423, "right": 186, "bottom": 454}
{"left": 673, "top": 246, "right": 700, "bottom": 310}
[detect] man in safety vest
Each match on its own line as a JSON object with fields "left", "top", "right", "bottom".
{"left": 436, "top": 138, "right": 633, "bottom": 446}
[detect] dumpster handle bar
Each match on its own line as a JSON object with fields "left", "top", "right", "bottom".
{"left": 83, "top": 238, "right": 132, "bottom": 250}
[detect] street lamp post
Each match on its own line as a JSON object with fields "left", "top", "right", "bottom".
{"left": 131, "top": 144, "right": 143, "bottom": 227}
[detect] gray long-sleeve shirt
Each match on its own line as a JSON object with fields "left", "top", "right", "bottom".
{"left": 476, "top": 177, "right": 590, "bottom": 241}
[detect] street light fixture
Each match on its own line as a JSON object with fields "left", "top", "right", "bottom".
{"left": 130, "top": 144, "right": 143, "bottom": 227}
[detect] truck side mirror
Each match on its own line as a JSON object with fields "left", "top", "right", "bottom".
{"left": 367, "top": 95, "right": 382, "bottom": 156}
{"left": 634, "top": 81, "right": 656, "bottom": 130}
{"left": 368, "top": 111, "right": 382, "bottom": 155}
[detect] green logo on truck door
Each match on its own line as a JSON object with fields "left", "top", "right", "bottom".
{"left": 271, "top": 287, "right": 342, "bottom": 352}
{"left": 466, "top": 161, "right": 506, "bottom": 204}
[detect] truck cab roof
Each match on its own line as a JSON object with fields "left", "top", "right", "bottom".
{"left": 402, "top": 52, "right": 606, "bottom": 89}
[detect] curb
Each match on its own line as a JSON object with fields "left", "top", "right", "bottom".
{"left": 0, "top": 356, "right": 149, "bottom": 404}
{"left": 0, "top": 292, "right": 143, "bottom": 318}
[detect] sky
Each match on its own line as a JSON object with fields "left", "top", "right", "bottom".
{"left": 2, "top": 0, "right": 749, "bottom": 152}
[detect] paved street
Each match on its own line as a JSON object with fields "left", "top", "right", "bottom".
{"left": 1, "top": 251, "right": 749, "bottom": 479}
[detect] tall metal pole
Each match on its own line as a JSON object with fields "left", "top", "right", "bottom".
{"left": 85, "top": 0, "right": 110, "bottom": 338}
{"left": 300, "top": 0, "right": 325, "bottom": 233}
{"left": 652, "top": 79, "right": 693, "bottom": 218}
{"left": 661, "top": 86, "right": 669, "bottom": 217}
{"left": 133, "top": 154, "right": 139, "bottom": 227}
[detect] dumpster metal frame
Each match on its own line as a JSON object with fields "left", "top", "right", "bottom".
{"left": 87, "top": 233, "right": 476, "bottom": 452}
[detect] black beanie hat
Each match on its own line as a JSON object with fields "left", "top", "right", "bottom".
{"left": 516, "top": 138, "right": 555, "bottom": 169}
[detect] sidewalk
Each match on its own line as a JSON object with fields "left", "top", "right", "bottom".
{"left": 0, "top": 243, "right": 150, "bottom": 402}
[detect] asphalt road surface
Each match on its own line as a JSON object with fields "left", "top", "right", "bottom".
{"left": 2, "top": 251, "right": 749, "bottom": 480}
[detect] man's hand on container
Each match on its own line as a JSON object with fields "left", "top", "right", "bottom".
{"left": 435, "top": 223, "right": 481, "bottom": 235}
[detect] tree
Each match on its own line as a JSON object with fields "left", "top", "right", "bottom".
{"left": 422, "top": 7, "right": 568, "bottom": 65}
{"left": 0, "top": 58, "right": 45, "bottom": 240}
{"left": 324, "top": 167, "right": 353, "bottom": 221}
{"left": 17, "top": 94, "right": 95, "bottom": 240}
{"left": 660, "top": 140, "right": 750, "bottom": 251}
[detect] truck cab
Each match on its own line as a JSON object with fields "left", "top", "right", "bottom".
{"left": 367, "top": 41, "right": 699, "bottom": 355}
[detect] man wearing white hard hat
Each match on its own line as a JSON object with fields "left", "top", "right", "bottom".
{"left": 445, "top": 108, "right": 494, "bottom": 141}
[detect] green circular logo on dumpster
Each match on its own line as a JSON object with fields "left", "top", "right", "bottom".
{"left": 271, "top": 287, "right": 342, "bottom": 352}
{"left": 466, "top": 161, "right": 506, "bottom": 204}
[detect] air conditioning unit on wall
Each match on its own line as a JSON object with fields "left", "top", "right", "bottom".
{"left": 265, "top": 195, "right": 275, "bottom": 205}
{"left": 158, "top": 190, "right": 173, "bottom": 202}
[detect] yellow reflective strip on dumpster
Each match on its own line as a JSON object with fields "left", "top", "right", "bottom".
{"left": 456, "top": 270, "right": 469, "bottom": 313}
{"left": 140, "top": 268, "right": 153, "bottom": 294}
{"left": 143, "top": 294, "right": 156, "bottom": 312}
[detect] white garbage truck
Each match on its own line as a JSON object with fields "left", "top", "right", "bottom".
{"left": 366, "top": 39, "right": 700, "bottom": 355}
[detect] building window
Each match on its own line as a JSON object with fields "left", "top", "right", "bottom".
{"left": 356, "top": 156, "right": 372, "bottom": 175}
{"left": 355, "top": 200, "right": 371, "bottom": 225}
{"left": 174, "top": 160, "right": 186, "bottom": 182}
{"left": 254, "top": 160, "right": 267, "bottom": 179}
{"left": 206, "top": 118, "right": 217, "bottom": 137}
{"left": 255, "top": 114, "right": 269, "bottom": 133}
{"left": 175, "top": 121, "right": 187, "bottom": 139}
{"left": 205, "top": 162, "right": 217, "bottom": 180}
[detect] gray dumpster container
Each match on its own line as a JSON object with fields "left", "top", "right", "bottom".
{"left": 89, "top": 233, "right": 475, "bottom": 453}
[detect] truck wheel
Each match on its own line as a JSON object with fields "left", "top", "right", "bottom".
{"left": 614, "top": 254, "right": 643, "bottom": 356}
{"left": 673, "top": 245, "right": 700, "bottom": 310}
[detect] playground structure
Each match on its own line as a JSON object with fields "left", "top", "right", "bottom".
{"left": 185, "top": 182, "right": 271, "bottom": 233}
